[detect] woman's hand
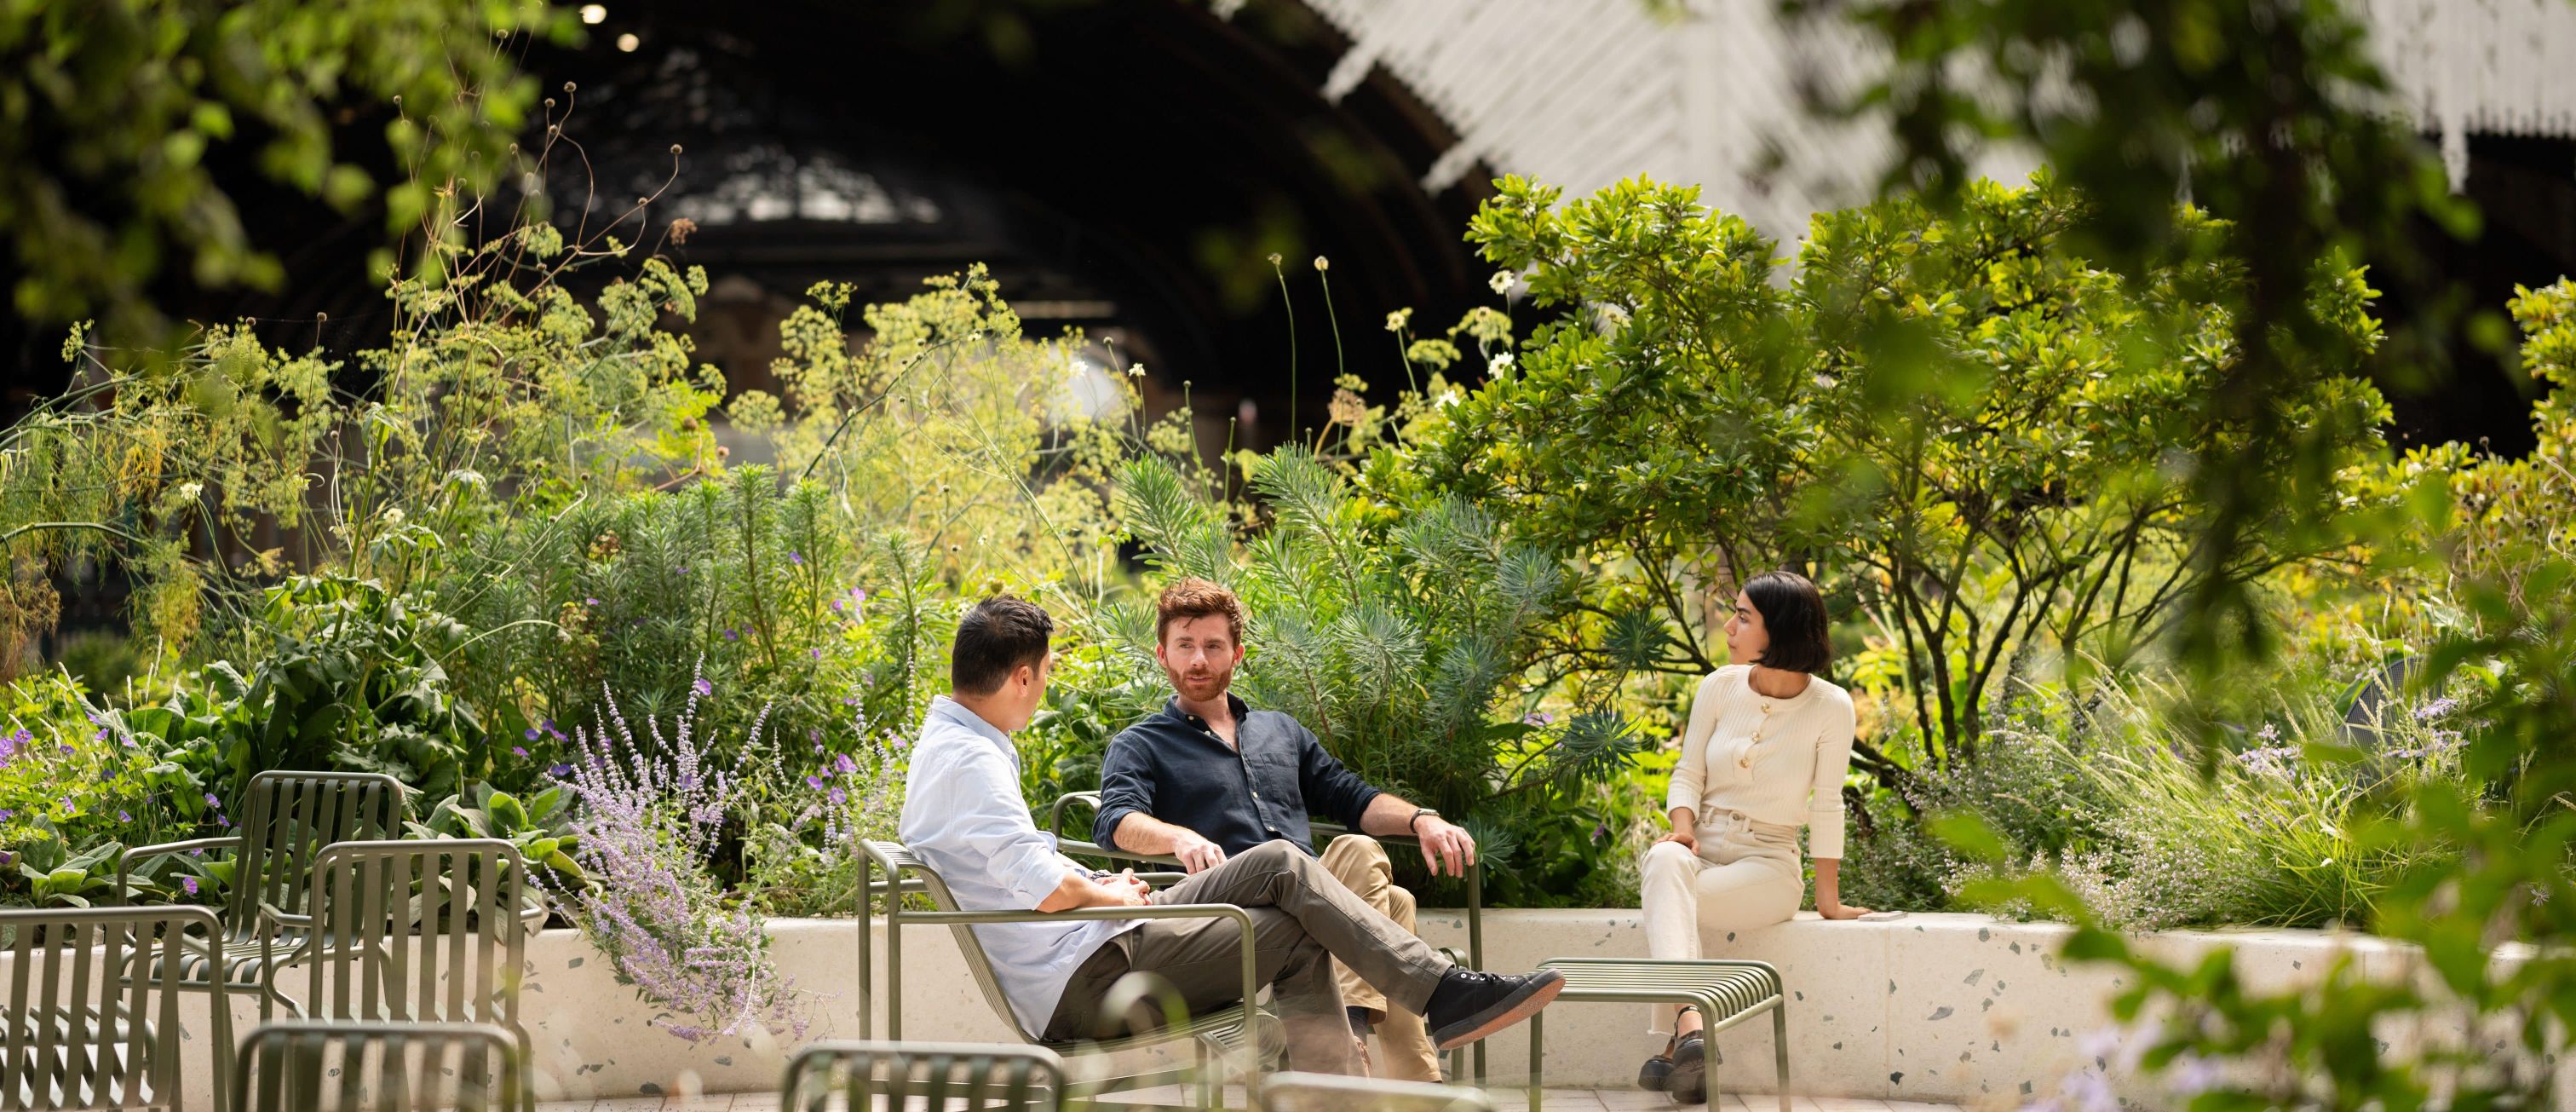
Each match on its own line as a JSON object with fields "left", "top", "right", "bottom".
{"left": 1815, "top": 901, "right": 1873, "bottom": 920}
{"left": 1659, "top": 807, "right": 1698, "bottom": 852}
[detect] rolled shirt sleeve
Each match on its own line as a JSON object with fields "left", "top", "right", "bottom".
{"left": 1297, "top": 723, "right": 1382, "bottom": 830}
{"left": 953, "top": 747, "right": 1085, "bottom": 907}
{"left": 1804, "top": 695, "right": 1858, "bottom": 860}
{"left": 1091, "top": 729, "right": 1155, "bottom": 848}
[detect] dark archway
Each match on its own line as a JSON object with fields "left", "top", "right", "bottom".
{"left": 0, "top": 1, "right": 1498, "bottom": 453}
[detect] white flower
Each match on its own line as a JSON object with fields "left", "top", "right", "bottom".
{"left": 1383, "top": 308, "right": 1412, "bottom": 333}
{"left": 1488, "top": 269, "right": 1515, "bottom": 295}
{"left": 1488, "top": 352, "right": 1515, "bottom": 375}
{"left": 175, "top": 482, "right": 204, "bottom": 502}
{"left": 1126, "top": 363, "right": 1147, "bottom": 378}
{"left": 1435, "top": 389, "right": 1461, "bottom": 409}
{"left": 382, "top": 507, "right": 405, "bottom": 526}
{"left": 1313, "top": 256, "right": 1331, "bottom": 273}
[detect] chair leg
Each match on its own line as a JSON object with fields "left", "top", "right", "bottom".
{"left": 1527, "top": 1011, "right": 1544, "bottom": 1112}
{"left": 1771, "top": 1002, "right": 1791, "bottom": 1112}
{"left": 1196, "top": 1038, "right": 1215, "bottom": 1109}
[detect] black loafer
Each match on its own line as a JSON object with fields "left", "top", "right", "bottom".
{"left": 1637, "top": 1051, "right": 1674, "bottom": 1091}
{"left": 1665, "top": 1033, "right": 1708, "bottom": 1105}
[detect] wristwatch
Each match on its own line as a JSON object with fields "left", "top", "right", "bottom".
{"left": 1408, "top": 808, "right": 1440, "bottom": 833}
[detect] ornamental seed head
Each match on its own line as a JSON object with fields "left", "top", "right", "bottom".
{"left": 1313, "top": 256, "right": 1330, "bottom": 272}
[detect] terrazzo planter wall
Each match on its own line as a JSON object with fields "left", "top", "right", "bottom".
{"left": 29, "top": 911, "right": 2561, "bottom": 1109}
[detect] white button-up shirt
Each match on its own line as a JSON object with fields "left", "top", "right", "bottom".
{"left": 897, "top": 695, "right": 1141, "bottom": 1034}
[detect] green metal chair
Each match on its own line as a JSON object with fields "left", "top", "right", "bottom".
{"left": 2, "top": 904, "right": 231, "bottom": 1112}
{"left": 854, "top": 838, "right": 1270, "bottom": 1106}
{"left": 782, "top": 1040, "right": 1069, "bottom": 1112}
{"left": 1264, "top": 1071, "right": 1497, "bottom": 1112}
{"left": 252, "top": 838, "right": 544, "bottom": 1110}
{"left": 1522, "top": 958, "right": 1789, "bottom": 1112}
{"left": 1046, "top": 790, "right": 1489, "bottom": 1080}
{"left": 114, "top": 770, "right": 408, "bottom": 1022}
{"left": 230, "top": 1019, "right": 524, "bottom": 1112}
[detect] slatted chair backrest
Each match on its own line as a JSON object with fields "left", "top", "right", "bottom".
{"left": 233, "top": 771, "right": 406, "bottom": 929}
{"left": 782, "top": 1040, "right": 1068, "bottom": 1112}
{"left": 297, "top": 839, "right": 528, "bottom": 1030}
{"left": 860, "top": 840, "right": 1046, "bottom": 1042}
{"left": 0, "top": 905, "right": 227, "bottom": 1112}
{"left": 1263, "top": 1072, "right": 1498, "bottom": 1112}
{"left": 233, "top": 1019, "right": 523, "bottom": 1112}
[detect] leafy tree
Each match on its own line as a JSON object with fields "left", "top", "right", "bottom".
{"left": 1413, "top": 173, "right": 2389, "bottom": 765}
{"left": 0, "top": 0, "right": 570, "bottom": 349}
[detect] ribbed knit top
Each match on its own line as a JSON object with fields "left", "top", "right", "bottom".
{"left": 1663, "top": 665, "right": 1859, "bottom": 859}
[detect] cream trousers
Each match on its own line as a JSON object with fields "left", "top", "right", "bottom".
{"left": 1637, "top": 810, "right": 1802, "bottom": 1033}
{"left": 1318, "top": 834, "right": 1442, "bottom": 1081}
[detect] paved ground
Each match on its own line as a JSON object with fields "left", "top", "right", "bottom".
{"left": 536, "top": 1092, "right": 1964, "bottom": 1110}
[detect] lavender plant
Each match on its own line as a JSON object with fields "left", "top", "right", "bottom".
{"left": 548, "top": 671, "right": 810, "bottom": 1043}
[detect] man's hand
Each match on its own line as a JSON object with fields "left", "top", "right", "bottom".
{"left": 1171, "top": 830, "right": 1228, "bottom": 874}
{"left": 1094, "top": 869, "right": 1152, "bottom": 907}
{"left": 1412, "top": 815, "right": 1477, "bottom": 878}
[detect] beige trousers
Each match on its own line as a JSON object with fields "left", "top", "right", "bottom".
{"left": 1318, "top": 834, "right": 1443, "bottom": 1081}
{"left": 1638, "top": 810, "right": 1802, "bottom": 1033}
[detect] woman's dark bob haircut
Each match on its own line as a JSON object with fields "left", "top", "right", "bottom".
{"left": 1744, "top": 570, "right": 1831, "bottom": 675}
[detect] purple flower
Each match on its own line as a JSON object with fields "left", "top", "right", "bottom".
{"left": 512, "top": 746, "right": 531, "bottom": 758}
{"left": 693, "top": 677, "right": 714, "bottom": 698}
{"left": 2414, "top": 697, "right": 2459, "bottom": 721}
{"left": 216, "top": 815, "right": 232, "bottom": 828}
{"left": 586, "top": 597, "right": 601, "bottom": 607}
{"left": 1523, "top": 712, "right": 1554, "bottom": 727}
{"left": 0, "top": 809, "right": 14, "bottom": 821}
{"left": 810, "top": 647, "right": 821, "bottom": 660}
{"left": 827, "top": 786, "right": 848, "bottom": 806}
{"left": 804, "top": 775, "right": 826, "bottom": 790}
{"left": 204, "top": 792, "right": 221, "bottom": 808}
{"left": 182, "top": 877, "right": 198, "bottom": 896}
{"left": 550, "top": 763, "right": 573, "bottom": 777}
{"left": 525, "top": 727, "right": 542, "bottom": 740}
{"left": 0, "top": 728, "right": 25, "bottom": 765}
{"left": 787, "top": 551, "right": 802, "bottom": 566}
{"left": 830, "top": 598, "right": 844, "bottom": 613}
{"left": 834, "top": 753, "right": 857, "bottom": 775}
{"left": 722, "top": 628, "right": 739, "bottom": 642}
{"left": 118, "top": 810, "right": 132, "bottom": 822}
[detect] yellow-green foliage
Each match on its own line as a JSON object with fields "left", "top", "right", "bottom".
{"left": 739, "top": 266, "right": 1147, "bottom": 595}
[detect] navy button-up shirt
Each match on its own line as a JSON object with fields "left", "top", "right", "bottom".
{"left": 1092, "top": 694, "right": 1383, "bottom": 856}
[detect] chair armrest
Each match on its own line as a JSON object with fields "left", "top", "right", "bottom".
{"left": 1055, "top": 836, "right": 1183, "bottom": 870}
{"left": 256, "top": 900, "right": 315, "bottom": 930}
{"left": 1046, "top": 791, "right": 1103, "bottom": 841}
{"left": 114, "top": 836, "right": 243, "bottom": 902}
{"left": 518, "top": 895, "right": 550, "bottom": 927}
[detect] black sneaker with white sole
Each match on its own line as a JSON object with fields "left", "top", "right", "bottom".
{"left": 1422, "top": 968, "right": 1566, "bottom": 1051}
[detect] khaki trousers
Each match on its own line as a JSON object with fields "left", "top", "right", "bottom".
{"left": 1318, "top": 834, "right": 1443, "bottom": 1081}
{"left": 1043, "top": 840, "right": 1451, "bottom": 1074}
{"left": 1637, "top": 810, "right": 1802, "bottom": 1033}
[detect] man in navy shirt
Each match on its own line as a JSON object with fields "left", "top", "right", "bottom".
{"left": 1093, "top": 578, "right": 1478, "bottom": 1080}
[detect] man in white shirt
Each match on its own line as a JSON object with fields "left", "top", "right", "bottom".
{"left": 899, "top": 596, "right": 1563, "bottom": 1074}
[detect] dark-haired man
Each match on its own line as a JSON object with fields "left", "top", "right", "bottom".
{"left": 1092, "top": 577, "right": 1471, "bottom": 1079}
{"left": 899, "top": 596, "right": 1563, "bottom": 1075}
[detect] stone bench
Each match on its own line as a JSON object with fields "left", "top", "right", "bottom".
{"left": 62, "top": 908, "right": 2549, "bottom": 1109}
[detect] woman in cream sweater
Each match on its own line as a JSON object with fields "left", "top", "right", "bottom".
{"left": 1636, "top": 570, "right": 1872, "bottom": 1103}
